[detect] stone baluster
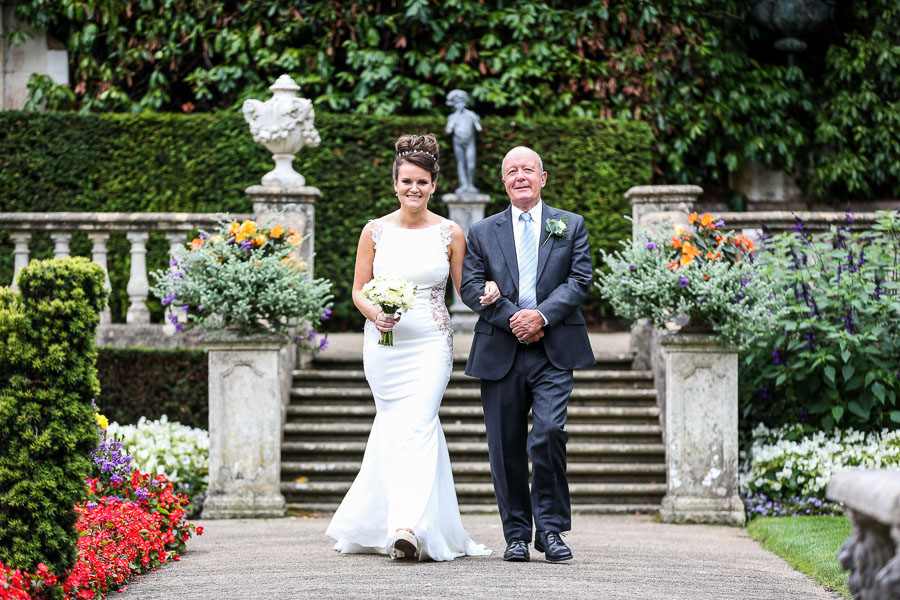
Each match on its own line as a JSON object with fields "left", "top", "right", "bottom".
{"left": 10, "top": 232, "right": 31, "bottom": 292}
{"left": 87, "top": 232, "right": 112, "bottom": 325}
{"left": 442, "top": 191, "right": 491, "bottom": 333}
{"left": 50, "top": 232, "right": 72, "bottom": 258}
{"left": 125, "top": 232, "right": 151, "bottom": 324}
{"left": 163, "top": 232, "right": 188, "bottom": 335}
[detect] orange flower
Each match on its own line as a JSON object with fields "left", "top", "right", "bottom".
{"left": 716, "top": 252, "right": 722, "bottom": 259}
{"left": 671, "top": 237, "right": 683, "bottom": 249}
{"left": 668, "top": 261, "right": 679, "bottom": 270}
{"left": 288, "top": 227, "right": 298, "bottom": 236}
{"left": 228, "top": 221, "right": 240, "bottom": 235}
{"left": 716, "top": 235, "right": 724, "bottom": 246}
{"left": 254, "top": 234, "right": 268, "bottom": 246}
{"left": 688, "top": 212, "right": 698, "bottom": 224}
{"left": 703, "top": 274, "right": 709, "bottom": 281}
{"left": 287, "top": 234, "right": 303, "bottom": 247}
{"left": 700, "top": 213, "right": 714, "bottom": 227}
{"left": 706, "top": 251, "right": 714, "bottom": 260}
{"left": 680, "top": 243, "right": 700, "bottom": 266}
{"left": 270, "top": 225, "right": 285, "bottom": 239}
{"left": 680, "top": 254, "right": 695, "bottom": 266}
{"left": 190, "top": 238, "right": 204, "bottom": 250}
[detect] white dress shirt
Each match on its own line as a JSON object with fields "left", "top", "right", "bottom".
{"left": 509, "top": 201, "right": 548, "bottom": 325}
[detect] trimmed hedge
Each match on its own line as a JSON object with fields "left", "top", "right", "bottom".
{"left": 0, "top": 111, "right": 652, "bottom": 329}
{"left": 95, "top": 347, "right": 208, "bottom": 430}
{"left": 0, "top": 257, "right": 106, "bottom": 573}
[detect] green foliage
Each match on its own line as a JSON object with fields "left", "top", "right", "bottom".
{"left": 0, "top": 111, "right": 652, "bottom": 328}
{"left": 748, "top": 517, "right": 851, "bottom": 598}
{"left": 0, "top": 257, "right": 106, "bottom": 573}
{"left": 811, "top": 1, "right": 900, "bottom": 199}
{"left": 596, "top": 217, "right": 782, "bottom": 344}
{"left": 740, "top": 212, "right": 900, "bottom": 431}
{"left": 95, "top": 347, "right": 207, "bottom": 429}
{"left": 11, "top": 1, "right": 900, "bottom": 198}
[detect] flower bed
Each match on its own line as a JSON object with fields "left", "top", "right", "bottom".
{"left": 107, "top": 416, "right": 209, "bottom": 517}
{"left": 740, "top": 423, "right": 900, "bottom": 517}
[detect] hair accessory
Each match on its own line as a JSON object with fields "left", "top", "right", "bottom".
{"left": 397, "top": 150, "right": 437, "bottom": 161}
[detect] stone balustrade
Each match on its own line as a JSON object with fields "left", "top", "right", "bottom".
{"left": 827, "top": 469, "right": 900, "bottom": 599}
{"left": 1, "top": 212, "right": 251, "bottom": 347}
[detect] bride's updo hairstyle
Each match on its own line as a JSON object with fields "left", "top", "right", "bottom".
{"left": 393, "top": 134, "right": 440, "bottom": 182}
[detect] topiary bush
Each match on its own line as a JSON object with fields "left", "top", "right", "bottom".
{"left": 0, "top": 257, "right": 106, "bottom": 574}
{"left": 0, "top": 111, "right": 652, "bottom": 328}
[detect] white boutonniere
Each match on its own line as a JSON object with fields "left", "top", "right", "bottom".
{"left": 541, "top": 215, "right": 569, "bottom": 248}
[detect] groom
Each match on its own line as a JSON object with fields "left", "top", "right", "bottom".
{"left": 460, "top": 146, "right": 594, "bottom": 563}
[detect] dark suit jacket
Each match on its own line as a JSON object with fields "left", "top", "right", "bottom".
{"left": 460, "top": 202, "right": 595, "bottom": 380}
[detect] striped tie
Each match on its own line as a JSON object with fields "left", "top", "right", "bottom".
{"left": 518, "top": 212, "right": 537, "bottom": 309}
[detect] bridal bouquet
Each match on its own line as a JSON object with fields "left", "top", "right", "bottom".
{"left": 362, "top": 275, "right": 417, "bottom": 346}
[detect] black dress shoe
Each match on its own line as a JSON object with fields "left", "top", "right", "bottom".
{"left": 503, "top": 539, "right": 530, "bottom": 562}
{"left": 534, "top": 531, "right": 573, "bottom": 563}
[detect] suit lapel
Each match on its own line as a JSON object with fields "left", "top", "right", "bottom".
{"left": 536, "top": 202, "right": 556, "bottom": 282}
{"left": 494, "top": 207, "right": 520, "bottom": 295}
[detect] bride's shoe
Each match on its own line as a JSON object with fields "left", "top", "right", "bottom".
{"left": 390, "top": 528, "right": 419, "bottom": 560}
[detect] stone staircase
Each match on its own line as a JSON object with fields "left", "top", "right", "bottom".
{"left": 282, "top": 353, "right": 665, "bottom": 514}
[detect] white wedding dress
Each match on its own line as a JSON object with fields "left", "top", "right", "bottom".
{"left": 326, "top": 218, "right": 491, "bottom": 561}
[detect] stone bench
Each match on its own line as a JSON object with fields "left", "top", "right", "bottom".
{"left": 826, "top": 469, "right": 900, "bottom": 599}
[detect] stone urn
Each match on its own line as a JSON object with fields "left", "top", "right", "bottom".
{"left": 242, "top": 74, "right": 320, "bottom": 186}
{"left": 752, "top": 0, "right": 834, "bottom": 61}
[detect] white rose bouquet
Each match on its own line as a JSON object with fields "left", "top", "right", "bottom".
{"left": 362, "top": 275, "right": 417, "bottom": 346}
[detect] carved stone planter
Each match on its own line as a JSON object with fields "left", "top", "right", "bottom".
{"left": 659, "top": 331, "right": 745, "bottom": 525}
{"left": 827, "top": 469, "right": 900, "bottom": 599}
{"left": 201, "top": 331, "right": 289, "bottom": 519}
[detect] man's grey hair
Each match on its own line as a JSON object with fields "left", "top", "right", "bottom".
{"left": 500, "top": 148, "right": 544, "bottom": 178}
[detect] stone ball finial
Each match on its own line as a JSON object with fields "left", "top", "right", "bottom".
{"left": 242, "top": 74, "right": 320, "bottom": 187}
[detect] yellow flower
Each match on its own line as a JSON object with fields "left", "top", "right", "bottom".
{"left": 269, "top": 225, "right": 285, "bottom": 239}
{"left": 673, "top": 224, "right": 685, "bottom": 236}
{"left": 228, "top": 221, "right": 240, "bottom": 235}
{"left": 239, "top": 220, "right": 258, "bottom": 236}
{"left": 287, "top": 234, "right": 303, "bottom": 247}
{"left": 255, "top": 234, "right": 268, "bottom": 246}
{"left": 95, "top": 413, "right": 108, "bottom": 430}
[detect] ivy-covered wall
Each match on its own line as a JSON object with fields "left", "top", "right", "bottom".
{"left": 0, "top": 111, "right": 652, "bottom": 329}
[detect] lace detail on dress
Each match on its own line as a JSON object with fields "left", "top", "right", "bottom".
{"left": 439, "top": 220, "right": 453, "bottom": 247}
{"left": 429, "top": 281, "right": 453, "bottom": 352}
{"left": 369, "top": 219, "right": 384, "bottom": 248}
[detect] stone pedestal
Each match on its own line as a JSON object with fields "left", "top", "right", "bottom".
{"left": 827, "top": 469, "right": 900, "bottom": 599}
{"left": 202, "top": 331, "right": 288, "bottom": 519}
{"left": 659, "top": 331, "right": 744, "bottom": 525}
{"left": 248, "top": 184, "right": 320, "bottom": 277}
{"left": 443, "top": 192, "right": 491, "bottom": 333}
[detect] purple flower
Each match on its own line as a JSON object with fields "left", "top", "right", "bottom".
{"left": 319, "top": 338, "right": 329, "bottom": 350}
{"left": 169, "top": 258, "right": 180, "bottom": 266}
{"left": 678, "top": 277, "right": 689, "bottom": 287}
{"left": 161, "top": 293, "right": 178, "bottom": 307}
{"left": 198, "top": 304, "right": 205, "bottom": 312}
{"left": 199, "top": 232, "right": 209, "bottom": 240}
{"left": 241, "top": 240, "right": 253, "bottom": 251}
{"left": 167, "top": 271, "right": 184, "bottom": 279}
{"left": 321, "top": 308, "right": 332, "bottom": 320}
{"left": 772, "top": 348, "right": 784, "bottom": 365}
{"left": 628, "top": 263, "right": 636, "bottom": 271}
{"left": 645, "top": 241, "right": 658, "bottom": 250}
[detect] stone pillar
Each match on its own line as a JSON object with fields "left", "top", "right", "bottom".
{"left": 626, "top": 185, "right": 703, "bottom": 431}
{"left": 248, "top": 185, "right": 320, "bottom": 276}
{"left": 50, "top": 232, "right": 72, "bottom": 257}
{"left": 202, "top": 331, "right": 288, "bottom": 519}
{"left": 125, "top": 231, "right": 150, "bottom": 324}
{"left": 10, "top": 232, "right": 31, "bottom": 292}
{"left": 442, "top": 191, "right": 491, "bottom": 333}
{"left": 827, "top": 469, "right": 900, "bottom": 600}
{"left": 87, "top": 232, "right": 112, "bottom": 325}
{"left": 659, "top": 331, "right": 744, "bottom": 525}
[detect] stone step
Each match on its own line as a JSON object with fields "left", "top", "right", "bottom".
{"left": 286, "top": 404, "right": 660, "bottom": 423}
{"left": 291, "top": 386, "right": 656, "bottom": 402}
{"left": 282, "top": 441, "right": 666, "bottom": 463}
{"left": 293, "top": 369, "right": 654, "bottom": 389}
{"left": 287, "top": 502, "right": 661, "bottom": 515}
{"left": 310, "top": 353, "right": 635, "bottom": 371}
{"left": 282, "top": 460, "right": 666, "bottom": 476}
{"left": 282, "top": 422, "right": 663, "bottom": 443}
{"left": 281, "top": 481, "right": 666, "bottom": 496}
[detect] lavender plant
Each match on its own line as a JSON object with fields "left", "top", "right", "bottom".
{"left": 741, "top": 211, "right": 900, "bottom": 431}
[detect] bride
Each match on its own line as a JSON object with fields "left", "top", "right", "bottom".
{"left": 325, "top": 133, "right": 497, "bottom": 561}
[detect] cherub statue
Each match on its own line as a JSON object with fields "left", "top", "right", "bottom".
{"left": 445, "top": 89, "right": 482, "bottom": 194}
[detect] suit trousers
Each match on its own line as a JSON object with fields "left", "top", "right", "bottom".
{"left": 480, "top": 341, "right": 574, "bottom": 543}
